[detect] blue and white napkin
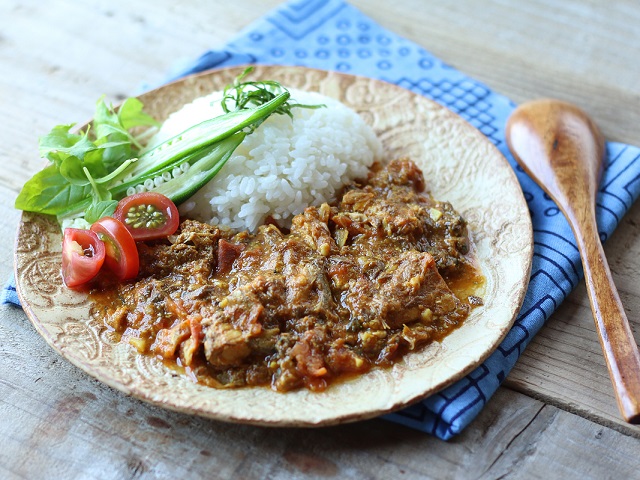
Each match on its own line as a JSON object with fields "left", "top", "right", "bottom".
{"left": 5, "top": 0, "right": 640, "bottom": 440}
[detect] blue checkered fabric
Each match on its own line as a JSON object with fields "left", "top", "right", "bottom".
{"left": 5, "top": 0, "right": 640, "bottom": 439}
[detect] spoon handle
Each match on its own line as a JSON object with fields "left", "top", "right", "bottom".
{"left": 571, "top": 208, "right": 640, "bottom": 423}
{"left": 506, "top": 98, "right": 640, "bottom": 423}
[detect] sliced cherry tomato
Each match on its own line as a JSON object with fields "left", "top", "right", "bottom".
{"left": 90, "top": 217, "right": 139, "bottom": 281}
{"left": 113, "top": 192, "right": 179, "bottom": 241}
{"left": 62, "top": 228, "right": 106, "bottom": 288}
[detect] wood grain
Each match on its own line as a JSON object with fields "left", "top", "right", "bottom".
{"left": 506, "top": 99, "right": 640, "bottom": 423}
{"left": 2, "top": 302, "right": 640, "bottom": 479}
{"left": 2, "top": 0, "right": 640, "bottom": 476}
{"left": 358, "top": 0, "right": 640, "bottom": 145}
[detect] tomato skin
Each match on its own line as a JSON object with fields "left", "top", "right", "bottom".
{"left": 90, "top": 217, "right": 139, "bottom": 281}
{"left": 114, "top": 192, "right": 179, "bottom": 241}
{"left": 62, "top": 228, "right": 106, "bottom": 288}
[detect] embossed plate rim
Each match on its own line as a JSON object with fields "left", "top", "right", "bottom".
{"left": 15, "top": 65, "right": 533, "bottom": 427}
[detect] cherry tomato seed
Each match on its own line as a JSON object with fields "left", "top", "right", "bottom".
{"left": 125, "top": 204, "right": 166, "bottom": 229}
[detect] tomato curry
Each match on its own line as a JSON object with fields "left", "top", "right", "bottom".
{"left": 91, "top": 159, "right": 484, "bottom": 392}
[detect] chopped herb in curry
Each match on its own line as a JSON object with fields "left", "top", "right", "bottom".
{"left": 91, "top": 159, "right": 484, "bottom": 392}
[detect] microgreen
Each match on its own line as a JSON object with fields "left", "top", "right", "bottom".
{"left": 221, "top": 67, "right": 324, "bottom": 132}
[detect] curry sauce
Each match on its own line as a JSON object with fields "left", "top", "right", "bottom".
{"left": 91, "top": 159, "right": 484, "bottom": 392}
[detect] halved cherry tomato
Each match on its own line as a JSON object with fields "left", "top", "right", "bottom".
{"left": 90, "top": 217, "right": 139, "bottom": 281}
{"left": 62, "top": 228, "right": 106, "bottom": 288}
{"left": 113, "top": 192, "right": 179, "bottom": 241}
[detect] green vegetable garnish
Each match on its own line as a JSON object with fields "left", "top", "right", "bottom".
{"left": 15, "top": 67, "right": 315, "bottom": 228}
{"left": 221, "top": 67, "right": 324, "bottom": 128}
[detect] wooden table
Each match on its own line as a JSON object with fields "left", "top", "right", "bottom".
{"left": 2, "top": 1, "right": 640, "bottom": 477}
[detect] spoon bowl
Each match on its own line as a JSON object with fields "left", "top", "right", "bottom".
{"left": 506, "top": 99, "right": 640, "bottom": 423}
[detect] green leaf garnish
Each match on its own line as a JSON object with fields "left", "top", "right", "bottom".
{"left": 85, "top": 200, "right": 117, "bottom": 224}
{"left": 59, "top": 155, "right": 91, "bottom": 185}
{"left": 16, "top": 68, "right": 322, "bottom": 229}
{"left": 15, "top": 165, "right": 93, "bottom": 215}
{"left": 118, "top": 97, "right": 159, "bottom": 130}
{"left": 39, "top": 125, "right": 96, "bottom": 166}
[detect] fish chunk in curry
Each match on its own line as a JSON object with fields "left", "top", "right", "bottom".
{"left": 92, "top": 159, "right": 483, "bottom": 392}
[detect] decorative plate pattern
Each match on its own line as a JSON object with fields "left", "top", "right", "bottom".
{"left": 14, "top": 66, "right": 533, "bottom": 426}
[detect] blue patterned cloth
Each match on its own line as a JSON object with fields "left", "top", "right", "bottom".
{"left": 5, "top": 0, "right": 640, "bottom": 439}
{"left": 1, "top": 280, "right": 19, "bottom": 306}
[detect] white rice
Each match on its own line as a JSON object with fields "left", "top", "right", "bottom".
{"left": 145, "top": 88, "right": 382, "bottom": 232}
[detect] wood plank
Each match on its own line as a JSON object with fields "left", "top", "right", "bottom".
{"left": 0, "top": 0, "right": 281, "bottom": 193}
{"left": 352, "top": 0, "right": 640, "bottom": 145}
{"left": 3, "top": 0, "right": 639, "bottom": 191}
{"left": 3, "top": 0, "right": 640, "bottom": 475}
{"left": 2, "top": 299, "right": 640, "bottom": 478}
{"left": 348, "top": 0, "right": 640, "bottom": 435}
{"left": 506, "top": 201, "right": 640, "bottom": 437}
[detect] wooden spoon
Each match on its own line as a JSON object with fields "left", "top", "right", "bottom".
{"left": 506, "top": 99, "right": 640, "bottom": 423}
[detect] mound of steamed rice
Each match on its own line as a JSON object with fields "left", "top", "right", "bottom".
{"left": 145, "top": 89, "right": 382, "bottom": 232}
